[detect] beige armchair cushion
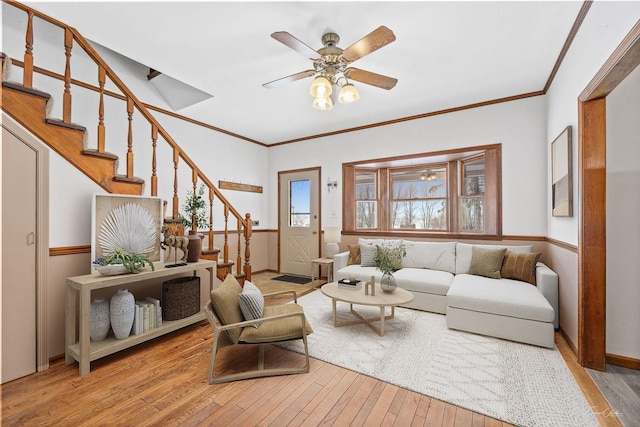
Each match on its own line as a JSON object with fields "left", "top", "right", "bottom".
{"left": 239, "top": 303, "right": 313, "bottom": 344}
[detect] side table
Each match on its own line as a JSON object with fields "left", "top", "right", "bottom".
{"left": 311, "top": 257, "right": 334, "bottom": 283}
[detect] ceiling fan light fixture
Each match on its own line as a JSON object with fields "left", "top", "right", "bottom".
{"left": 312, "top": 95, "right": 333, "bottom": 111}
{"left": 309, "top": 76, "right": 332, "bottom": 98}
{"left": 338, "top": 83, "right": 359, "bottom": 104}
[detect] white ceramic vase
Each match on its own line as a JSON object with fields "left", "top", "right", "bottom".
{"left": 110, "top": 289, "right": 135, "bottom": 339}
{"left": 90, "top": 297, "right": 110, "bottom": 341}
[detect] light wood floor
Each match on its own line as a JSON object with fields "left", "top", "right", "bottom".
{"left": 0, "top": 273, "right": 621, "bottom": 426}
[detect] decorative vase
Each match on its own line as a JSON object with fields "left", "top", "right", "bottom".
{"left": 186, "top": 230, "right": 203, "bottom": 263}
{"left": 110, "top": 288, "right": 135, "bottom": 339}
{"left": 90, "top": 297, "right": 110, "bottom": 341}
{"left": 380, "top": 272, "right": 397, "bottom": 293}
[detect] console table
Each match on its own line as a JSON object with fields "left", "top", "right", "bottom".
{"left": 65, "top": 260, "right": 216, "bottom": 376}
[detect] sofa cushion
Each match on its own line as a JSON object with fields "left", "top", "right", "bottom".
{"left": 336, "top": 265, "right": 382, "bottom": 283}
{"left": 360, "top": 244, "right": 378, "bottom": 267}
{"left": 393, "top": 268, "right": 454, "bottom": 295}
{"left": 468, "top": 247, "right": 506, "bottom": 279}
{"left": 447, "top": 274, "right": 554, "bottom": 323}
{"left": 347, "top": 245, "right": 361, "bottom": 265}
{"left": 456, "top": 243, "right": 533, "bottom": 274}
{"left": 501, "top": 250, "right": 541, "bottom": 285}
{"left": 401, "top": 240, "right": 456, "bottom": 273}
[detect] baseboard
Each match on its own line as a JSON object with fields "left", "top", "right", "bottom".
{"left": 606, "top": 353, "right": 640, "bottom": 370}
{"left": 559, "top": 327, "right": 578, "bottom": 357}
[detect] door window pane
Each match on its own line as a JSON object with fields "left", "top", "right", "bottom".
{"left": 289, "top": 179, "right": 310, "bottom": 227}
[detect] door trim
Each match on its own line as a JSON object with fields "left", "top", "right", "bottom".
{"left": 577, "top": 21, "right": 640, "bottom": 370}
{"left": 2, "top": 112, "right": 50, "bottom": 371}
{"left": 277, "top": 166, "right": 322, "bottom": 273}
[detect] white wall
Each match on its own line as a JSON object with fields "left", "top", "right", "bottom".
{"left": 268, "top": 96, "right": 549, "bottom": 236}
{"left": 606, "top": 65, "right": 640, "bottom": 360}
{"left": 545, "top": 1, "right": 640, "bottom": 347}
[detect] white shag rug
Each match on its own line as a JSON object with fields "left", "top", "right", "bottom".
{"left": 278, "top": 290, "right": 599, "bottom": 427}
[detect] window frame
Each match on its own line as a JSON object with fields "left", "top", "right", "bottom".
{"left": 342, "top": 144, "right": 501, "bottom": 237}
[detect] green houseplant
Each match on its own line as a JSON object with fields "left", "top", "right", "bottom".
{"left": 177, "top": 184, "right": 209, "bottom": 262}
{"left": 374, "top": 241, "right": 406, "bottom": 293}
{"left": 94, "top": 248, "right": 155, "bottom": 274}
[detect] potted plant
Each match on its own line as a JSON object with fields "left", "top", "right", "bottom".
{"left": 93, "top": 247, "right": 155, "bottom": 275}
{"left": 177, "top": 185, "right": 209, "bottom": 262}
{"left": 374, "top": 241, "right": 406, "bottom": 293}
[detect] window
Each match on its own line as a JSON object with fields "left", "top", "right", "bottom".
{"left": 390, "top": 167, "right": 447, "bottom": 230}
{"left": 344, "top": 145, "right": 501, "bottom": 236}
{"left": 355, "top": 171, "right": 377, "bottom": 229}
{"left": 289, "top": 179, "right": 310, "bottom": 227}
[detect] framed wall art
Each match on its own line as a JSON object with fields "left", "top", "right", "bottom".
{"left": 551, "top": 126, "right": 573, "bottom": 217}
{"left": 91, "top": 194, "right": 164, "bottom": 267}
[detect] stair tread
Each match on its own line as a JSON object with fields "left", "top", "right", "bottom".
{"left": 113, "top": 175, "right": 145, "bottom": 184}
{"left": 82, "top": 149, "right": 118, "bottom": 160}
{"left": 45, "top": 118, "right": 86, "bottom": 132}
{"left": 2, "top": 81, "right": 51, "bottom": 99}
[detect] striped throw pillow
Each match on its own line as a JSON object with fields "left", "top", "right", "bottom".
{"left": 238, "top": 281, "right": 264, "bottom": 328}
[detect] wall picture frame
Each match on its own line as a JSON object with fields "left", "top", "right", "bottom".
{"left": 551, "top": 126, "right": 573, "bottom": 217}
{"left": 91, "top": 194, "right": 164, "bottom": 268}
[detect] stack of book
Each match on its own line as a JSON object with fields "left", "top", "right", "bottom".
{"left": 338, "top": 278, "right": 362, "bottom": 290}
{"left": 132, "top": 297, "right": 163, "bottom": 335}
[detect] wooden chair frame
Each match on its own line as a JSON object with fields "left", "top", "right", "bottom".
{"left": 204, "top": 290, "right": 311, "bottom": 384}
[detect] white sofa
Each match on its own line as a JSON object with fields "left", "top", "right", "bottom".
{"left": 333, "top": 239, "right": 559, "bottom": 348}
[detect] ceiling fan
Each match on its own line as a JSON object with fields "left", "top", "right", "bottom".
{"left": 263, "top": 26, "right": 398, "bottom": 110}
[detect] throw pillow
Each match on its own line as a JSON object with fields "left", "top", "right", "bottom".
{"left": 501, "top": 250, "right": 541, "bottom": 285}
{"left": 238, "top": 281, "right": 264, "bottom": 328}
{"left": 210, "top": 274, "right": 244, "bottom": 343}
{"left": 347, "top": 244, "right": 361, "bottom": 265}
{"left": 360, "top": 244, "right": 377, "bottom": 267}
{"left": 468, "top": 247, "right": 507, "bottom": 279}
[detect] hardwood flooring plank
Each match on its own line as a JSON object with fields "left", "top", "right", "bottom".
{"left": 329, "top": 375, "right": 378, "bottom": 426}
{"left": 394, "top": 390, "right": 421, "bottom": 425}
{"left": 424, "top": 398, "right": 446, "bottom": 426}
{"left": 415, "top": 394, "right": 432, "bottom": 419}
{"left": 454, "top": 407, "right": 473, "bottom": 426}
{"left": 299, "top": 370, "right": 359, "bottom": 426}
{"left": 315, "top": 374, "right": 365, "bottom": 426}
{"left": 442, "top": 403, "right": 457, "bottom": 427}
{"left": 350, "top": 380, "right": 388, "bottom": 426}
{"left": 363, "top": 383, "right": 400, "bottom": 426}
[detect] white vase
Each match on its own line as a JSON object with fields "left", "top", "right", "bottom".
{"left": 90, "top": 297, "right": 110, "bottom": 341}
{"left": 110, "top": 289, "right": 135, "bottom": 339}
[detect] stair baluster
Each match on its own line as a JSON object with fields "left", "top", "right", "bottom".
{"left": 63, "top": 28, "right": 72, "bottom": 123}
{"left": 23, "top": 11, "right": 33, "bottom": 88}
{"left": 97, "top": 65, "right": 106, "bottom": 153}
{"left": 151, "top": 125, "right": 158, "bottom": 196}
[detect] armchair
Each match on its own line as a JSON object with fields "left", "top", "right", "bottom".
{"left": 205, "top": 274, "right": 313, "bottom": 384}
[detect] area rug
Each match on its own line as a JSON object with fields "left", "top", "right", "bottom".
{"left": 278, "top": 290, "right": 599, "bottom": 427}
{"left": 271, "top": 274, "right": 312, "bottom": 285}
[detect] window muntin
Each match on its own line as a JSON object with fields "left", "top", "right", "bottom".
{"left": 355, "top": 171, "right": 377, "bottom": 229}
{"left": 390, "top": 167, "right": 447, "bottom": 230}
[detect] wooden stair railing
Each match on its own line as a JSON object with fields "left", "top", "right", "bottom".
{"left": 2, "top": 0, "right": 251, "bottom": 281}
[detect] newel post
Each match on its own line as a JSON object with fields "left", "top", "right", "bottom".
{"left": 244, "top": 213, "right": 252, "bottom": 281}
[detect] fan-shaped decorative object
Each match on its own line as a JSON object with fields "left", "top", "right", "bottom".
{"left": 98, "top": 203, "right": 157, "bottom": 256}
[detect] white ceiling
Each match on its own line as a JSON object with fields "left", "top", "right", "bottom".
{"left": 23, "top": 1, "right": 584, "bottom": 145}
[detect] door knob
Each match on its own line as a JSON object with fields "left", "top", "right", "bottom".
{"left": 27, "top": 232, "right": 35, "bottom": 245}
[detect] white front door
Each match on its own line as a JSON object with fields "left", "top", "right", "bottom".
{"left": 2, "top": 127, "right": 37, "bottom": 383}
{"left": 279, "top": 168, "right": 320, "bottom": 276}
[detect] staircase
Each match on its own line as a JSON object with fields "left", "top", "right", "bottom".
{"left": 0, "top": 3, "right": 251, "bottom": 283}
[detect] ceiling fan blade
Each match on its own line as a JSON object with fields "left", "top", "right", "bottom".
{"left": 271, "top": 32, "right": 319, "bottom": 60}
{"left": 262, "top": 70, "right": 316, "bottom": 88}
{"left": 341, "top": 26, "right": 396, "bottom": 62}
{"left": 345, "top": 68, "right": 397, "bottom": 90}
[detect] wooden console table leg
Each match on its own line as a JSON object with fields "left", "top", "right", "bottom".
{"left": 64, "top": 286, "right": 77, "bottom": 365}
{"left": 78, "top": 287, "right": 91, "bottom": 376}
{"left": 379, "top": 306, "right": 385, "bottom": 336}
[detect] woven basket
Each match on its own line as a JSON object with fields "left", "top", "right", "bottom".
{"left": 162, "top": 276, "right": 200, "bottom": 321}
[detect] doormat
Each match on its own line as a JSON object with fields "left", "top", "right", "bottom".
{"left": 272, "top": 275, "right": 312, "bottom": 285}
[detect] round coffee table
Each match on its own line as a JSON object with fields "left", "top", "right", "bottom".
{"left": 321, "top": 281, "right": 414, "bottom": 336}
